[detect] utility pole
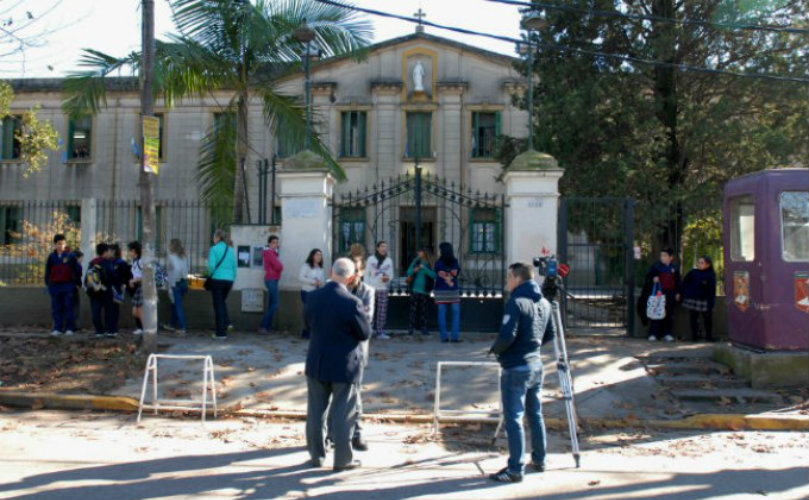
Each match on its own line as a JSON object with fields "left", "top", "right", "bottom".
{"left": 139, "top": 0, "right": 158, "bottom": 353}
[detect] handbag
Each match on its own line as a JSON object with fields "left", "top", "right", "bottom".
{"left": 646, "top": 283, "right": 666, "bottom": 320}
{"left": 204, "top": 247, "right": 229, "bottom": 291}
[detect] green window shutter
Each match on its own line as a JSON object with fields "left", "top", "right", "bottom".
{"left": 340, "top": 112, "right": 348, "bottom": 157}
{"left": 85, "top": 117, "right": 92, "bottom": 158}
{"left": 1, "top": 117, "right": 12, "bottom": 159}
{"left": 358, "top": 112, "right": 367, "bottom": 157}
{"left": 472, "top": 112, "right": 479, "bottom": 157}
{"left": 494, "top": 112, "right": 502, "bottom": 157}
{"left": 67, "top": 118, "right": 75, "bottom": 159}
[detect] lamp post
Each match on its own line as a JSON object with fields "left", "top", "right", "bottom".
{"left": 518, "top": 12, "right": 547, "bottom": 152}
{"left": 293, "top": 19, "right": 321, "bottom": 150}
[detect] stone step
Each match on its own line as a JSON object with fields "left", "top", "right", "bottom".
{"left": 670, "top": 388, "right": 783, "bottom": 404}
{"left": 654, "top": 374, "right": 748, "bottom": 389}
{"left": 645, "top": 361, "right": 731, "bottom": 376}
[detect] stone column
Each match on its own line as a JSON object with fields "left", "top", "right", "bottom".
{"left": 503, "top": 151, "right": 564, "bottom": 266}
{"left": 277, "top": 151, "right": 335, "bottom": 292}
{"left": 80, "top": 198, "right": 98, "bottom": 279}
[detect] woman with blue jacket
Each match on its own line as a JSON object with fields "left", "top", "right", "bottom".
{"left": 207, "top": 229, "right": 237, "bottom": 339}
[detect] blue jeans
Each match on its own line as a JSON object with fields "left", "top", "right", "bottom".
{"left": 501, "top": 363, "right": 546, "bottom": 474}
{"left": 169, "top": 282, "right": 188, "bottom": 330}
{"left": 260, "top": 279, "right": 280, "bottom": 330}
{"left": 437, "top": 302, "right": 460, "bottom": 341}
{"left": 49, "top": 283, "right": 76, "bottom": 332}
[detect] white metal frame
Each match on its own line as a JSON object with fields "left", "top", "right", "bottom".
{"left": 433, "top": 361, "right": 503, "bottom": 438}
{"left": 137, "top": 354, "right": 217, "bottom": 423}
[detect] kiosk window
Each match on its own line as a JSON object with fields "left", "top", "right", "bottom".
{"left": 730, "top": 195, "right": 755, "bottom": 262}
{"left": 780, "top": 191, "right": 809, "bottom": 262}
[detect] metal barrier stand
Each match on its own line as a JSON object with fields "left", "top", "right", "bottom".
{"left": 137, "top": 354, "right": 218, "bottom": 423}
{"left": 433, "top": 361, "right": 503, "bottom": 440}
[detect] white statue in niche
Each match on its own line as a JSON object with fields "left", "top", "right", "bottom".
{"left": 413, "top": 60, "right": 425, "bottom": 92}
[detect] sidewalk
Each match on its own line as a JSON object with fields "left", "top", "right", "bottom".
{"left": 2, "top": 329, "right": 805, "bottom": 430}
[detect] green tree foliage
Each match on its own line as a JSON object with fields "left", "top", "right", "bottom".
{"left": 0, "top": 81, "right": 58, "bottom": 177}
{"left": 500, "top": 0, "right": 809, "bottom": 254}
{"left": 62, "top": 0, "right": 372, "bottom": 222}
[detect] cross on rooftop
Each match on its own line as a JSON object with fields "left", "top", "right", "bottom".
{"left": 414, "top": 8, "right": 426, "bottom": 33}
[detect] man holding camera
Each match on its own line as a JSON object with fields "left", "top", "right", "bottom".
{"left": 489, "top": 262, "right": 556, "bottom": 483}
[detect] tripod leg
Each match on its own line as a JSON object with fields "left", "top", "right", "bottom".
{"left": 551, "top": 300, "right": 582, "bottom": 468}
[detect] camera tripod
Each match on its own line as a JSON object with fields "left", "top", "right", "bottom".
{"left": 546, "top": 285, "right": 581, "bottom": 468}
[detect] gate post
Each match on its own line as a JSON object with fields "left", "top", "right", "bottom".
{"left": 278, "top": 151, "right": 336, "bottom": 292}
{"left": 503, "top": 151, "right": 564, "bottom": 268}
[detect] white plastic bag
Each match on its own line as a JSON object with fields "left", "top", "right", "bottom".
{"left": 646, "top": 283, "right": 666, "bottom": 320}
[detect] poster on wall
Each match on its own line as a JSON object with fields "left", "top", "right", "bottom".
{"left": 237, "top": 245, "right": 251, "bottom": 268}
{"left": 142, "top": 115, "right": 160, "bottom": 175}
{"left": 241, "top": 288, "right": 264, "bottom": 313}
{"left": 795, "top": 272, "right": 809, "bottom": 314}
{"left": 733, "top": 271, "right": 750, "bottom": 312}
{"left": 253, "top": 246, "right": 265, "bottom": 268}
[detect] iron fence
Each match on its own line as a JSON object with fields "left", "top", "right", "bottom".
{"left": 0, "top": 200, "right": 232, "bottom": 286}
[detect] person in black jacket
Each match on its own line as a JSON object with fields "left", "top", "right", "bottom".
{"left": 304, "top": 258, "right": 372, "bottom": 472}
{"left": 643, "top": 248, "right": 681, "bottom": 342}
{"left": 680, "top": 256, "right": 717, "bottom": 342}
{"left": 488, "top": 262, "right": 556, "bottom": 483}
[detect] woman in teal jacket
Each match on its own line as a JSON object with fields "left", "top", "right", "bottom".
{"left": 207, "top": 229, "right": 237, "bottom": 339}
{"left": 406, "top": 247, "right": 436, "bottom": 336}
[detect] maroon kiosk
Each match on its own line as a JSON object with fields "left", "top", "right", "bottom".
{"left": 723, "top": 168, "right": 809, "bottom": 351}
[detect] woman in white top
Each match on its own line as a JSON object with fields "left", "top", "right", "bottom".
{"left": 298, "top": 248, "right": 325, "bottom": 338}
{"left": 163, "top": 238, "right": 189, "bottom": 334}
{"left": 127, "top": 241, "right": 144, "bottom": 335}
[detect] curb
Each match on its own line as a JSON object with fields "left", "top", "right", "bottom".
{"left": 1, "top": 392, "right": 807, "bottom": 431}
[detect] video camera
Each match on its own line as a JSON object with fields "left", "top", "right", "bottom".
{"left": 533, "top": 251, "right": 569, "bottom": 302}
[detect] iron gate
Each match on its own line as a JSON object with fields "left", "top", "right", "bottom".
{"left": 558, "top": 197, "right": 635, "bottom": 334}
{"left": 332, "top": 166, "right": 507, "bottom": 298}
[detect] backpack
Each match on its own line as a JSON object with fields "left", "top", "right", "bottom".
{"left": 154, "top": 262, "right": 168, "bottom": 289}
{"left": 84, "top": 262, "right": 107, "bottom": 295}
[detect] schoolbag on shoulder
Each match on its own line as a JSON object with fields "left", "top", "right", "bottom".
{"left": 84, "top": 263, "right": 107, "bottom": 295}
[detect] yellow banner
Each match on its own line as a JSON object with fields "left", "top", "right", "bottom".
{"left": 142, "top": 115, "right": 160, "bottom": 175}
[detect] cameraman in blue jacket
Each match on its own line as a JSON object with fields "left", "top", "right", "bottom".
{"left": 489, "top": 262, "right": 555, "bottom": 483}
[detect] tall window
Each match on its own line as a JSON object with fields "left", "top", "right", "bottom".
{"left": 0, "top": 115, "right": 22, "bottom": 160}
{"left": 470, "top": 208, "right": 500, "bottom": 253}
{"left": 338, "top": 207, "right": 365, "bottom": 253}
{"left": 0, "top": 205, "right": 20, "bottom": 245}
{"left": 340, "top": 111, "right": 367, "bottom": 158}
{"left": 405, "top": 112, "right": 432, "bottom": 158}
{"left": 730, "top": 195, "right": 755, "bottom": 262}
{"left": 68, "top": 115, "right": 92, "bottom": 160}
{"left": 780, "top": 191, "right": 809, "bottom": 262}
{"left": 471, "top": 112, "right": 500, "bottom": 158}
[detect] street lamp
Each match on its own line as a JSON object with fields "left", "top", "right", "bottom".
{"left": 293, "top": 19, "right": 321, "bottom": 151}
{"left": 517, "top": 12, "right": 547, "bottom": 152}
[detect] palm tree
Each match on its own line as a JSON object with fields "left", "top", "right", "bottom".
{"left": 62, "top": 0, "right": 372, "bottom": 222}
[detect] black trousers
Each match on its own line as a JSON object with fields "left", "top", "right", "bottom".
{"left": 409, "top": 293, "right": 429, "bottom": 334}
{"left": 689, "top": 310, "right": 713, "bottom": 340}
{"left": 209, "top": 279, "right": 233, "bottom": 336}
{"left": 90, "top": 292, "right": 119, "bottom": 334}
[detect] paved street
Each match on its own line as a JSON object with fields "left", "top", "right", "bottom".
{"left": 0, "top": 410, "right": 807, "bottom": 500}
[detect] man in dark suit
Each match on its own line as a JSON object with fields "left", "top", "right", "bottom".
{"left": 304, "top": 258, "right": 372, "bottom": 472}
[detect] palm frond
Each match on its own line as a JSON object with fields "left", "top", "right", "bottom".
{"left": 61, "top": 49, "right": 139, "bottom": 118}
{"left": 262, "top": 89, "right": 346, "bottom": 182}
{"left": 197, "top": 102, "right": 238, "bottom": 206}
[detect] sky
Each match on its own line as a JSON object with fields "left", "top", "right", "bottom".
{"left": 1, "top": 0, "right": 523, "bottom": 78}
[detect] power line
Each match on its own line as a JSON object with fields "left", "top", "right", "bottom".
{"left": 489, "top": 0, "right": 809, "bottom": 35}
{"left": 313, "top": 0, "right": 809, "bottom": 84}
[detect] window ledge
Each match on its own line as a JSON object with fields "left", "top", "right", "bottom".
{"left": 339, "top": 157, "right": 371, "bottom": 163}
{"left": 403, "top": 156, "right": 436, "bottom": 163}
{"left": 65, "top": 159, "right": 94, "bottom": 165}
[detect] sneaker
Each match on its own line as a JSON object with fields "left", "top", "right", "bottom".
{"left": 105, "top": 332, "right": 118, "bottom": 338}
{"left": 227, "top": 324, "right": 235, "bottom": 333}
{"left": 663, "top": 335, "right": 675, "bottom": 342}
{"left": 64, "top": 330, "right": 75, "bottom": 336}
{"left": 351, "top": 435, "right": 369, "bottom": 451}
{"left": 489, "top": 467, "right": 523, "bottom": 483}
{"left": 376, "top": 333, "right": 391, "bottom": 340}
{"left": 94, "top": 332, "right": 105, "bottom": 338}
{"left": 211, "top": 334, "right": 227, "bottom": 341}
{"left": 162, "top": 324, "right": 175, "bottom": 332}
{"left": 177, "top": 330, "right": 188, "bottom": 335}
{"left": 647, "top": 335, "right": 657, "bottom": 342}
{"left": 50, "top": 330, "right": 63, "bottom": 337}
{"left": 527, "top": 461, "right": 546, "bottom": 473}
{"left": 133, "top": 329, "right": 143, "bottom": 336}
{"left": 257, "top": 328, "right": 269, "bottom": 335}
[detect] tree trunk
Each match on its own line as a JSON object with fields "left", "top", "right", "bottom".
{"left": 139, "top": 0, "right": 158, "bottom": 354}
{"left": 651, "top": 0, "right": 685, "bottom": 255}
{"left": 231, "top": 90, "right": 249, "bottom": 224}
